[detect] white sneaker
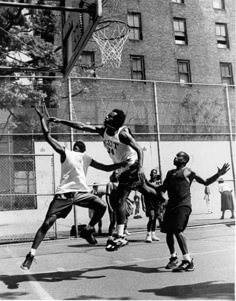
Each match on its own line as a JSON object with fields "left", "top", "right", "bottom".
{"left": 145, "top": 233, "right": 152, "bottom": 243}
{"left": 151, "top": 232, "right": 160, "bottom": 241}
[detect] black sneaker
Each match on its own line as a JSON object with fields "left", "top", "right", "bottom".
{"left": 80, "top": 228, "right": 97, "bottom": 245}
{"left": 106, "top": 238, "right": 114, "bottom": 248}
{"left": 172, "top": 259, "right": 195, "bottom": 272}
{"left": 165, "top": 256, "right": 178, "bottom": 269}
{"left": 105, "top": 234, "right": 128, "bottom": 252}
{"left": 21, "top": 253, "right": 35, "bottom": 270}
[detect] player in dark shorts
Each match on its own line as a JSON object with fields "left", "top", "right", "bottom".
{"left": 159, "top": 151, "right": 230, "bottom": 272}
{"left": 49, "top": 109, "right": 160, "bottom": 251}
{"left": 105, "top": 170, "right": 132, "bottom": 248}
{"left": 21, "top": 107, "right": 128, "bottom": 270}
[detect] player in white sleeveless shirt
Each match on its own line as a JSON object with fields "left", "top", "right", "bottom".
{"left": 21, "top": 107, "right": 128, "bottom": 270}
{"left": 49, "top": 109, "right": 164, "bottom": 251}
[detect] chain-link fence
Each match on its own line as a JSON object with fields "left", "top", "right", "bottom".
{"left": 0, "top": 75, "right": 235, "bottom": 243}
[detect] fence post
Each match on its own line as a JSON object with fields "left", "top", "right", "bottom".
{"left": 67, "top": 77, "right": 78, "bottom": 238}
{"left": 52, "top": 153, "right": 58, "bottom": 239}
{"left": 153, "top": 81, "right": 162, "bottom": 180}
{"left": 225, "top": 84, "right": 236, "bottom": 197}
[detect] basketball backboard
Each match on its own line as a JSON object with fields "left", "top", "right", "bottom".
{"left": 62, "top": 0, "right": 102, "bottom": 77}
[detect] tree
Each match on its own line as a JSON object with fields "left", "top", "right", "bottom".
{"left": 0, "top": 1, "right": 61, "bottom": 133}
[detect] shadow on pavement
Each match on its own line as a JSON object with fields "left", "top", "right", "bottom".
{"left": 139, "top": 281, "right": 234, "bottom": 300}
{"left": 0, "top": 264, "right": 171, "bottom": 289}
{"left": 0, "top": 292, "right": 28, "bottom": 299}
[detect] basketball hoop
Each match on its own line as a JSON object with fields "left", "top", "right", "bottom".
{"left": 93, "top": 20, "right": 129, "bottom": 68}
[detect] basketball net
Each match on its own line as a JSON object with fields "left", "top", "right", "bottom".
{"left": 93, "top": 20, "right": 129, "bottom": 68}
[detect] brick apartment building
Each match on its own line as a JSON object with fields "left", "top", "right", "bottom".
{"left": 78, "top": 0, "right": 235, "bottom": 84}
{"left": 65, "top": 0, "right": 235, "bottom": 139}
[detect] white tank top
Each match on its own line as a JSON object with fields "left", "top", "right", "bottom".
{"left": 56, "top": 148, "right": 92, "bottom": 194}
{"left": 103, "top": 126, "right": 137, "bottom": 175}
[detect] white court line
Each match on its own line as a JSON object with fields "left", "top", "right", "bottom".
{"left": 6, "top": 246, "right": 54, "bottom": 300}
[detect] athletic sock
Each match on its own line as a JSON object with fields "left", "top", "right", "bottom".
{"left": 117, "top": 224, "right": 124, "bottom": 236}
{"left": 183, "top": 253, "right": 191, "bottom": 262}
{"left": 171, "top": 252, "right": 177, "bottom": 258}
{"left": 30, "top": 248, "right": 36, "bottom": 256}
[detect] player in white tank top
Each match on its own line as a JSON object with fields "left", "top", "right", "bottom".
{"left": 103, "top": 126, "right": 137, "bottom": 176}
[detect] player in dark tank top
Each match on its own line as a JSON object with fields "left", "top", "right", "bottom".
{"left": 159, "top": 151, "right": 229, "bottom": 272}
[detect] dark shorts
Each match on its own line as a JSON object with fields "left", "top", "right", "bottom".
{"left": 144, "top": 196, "right": 160, "bottom": 212}
{"left": 161, "top": 206, "right": 192, "bottom": 234}
{"left": 46, "top": 192, "right": 106, "bottom": 219}
{"left": 119, "top": 163, "right": 146, "bottom": 190}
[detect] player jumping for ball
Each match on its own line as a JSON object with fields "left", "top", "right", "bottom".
{"left": 49, "top": 109, "right": 164, "bottom": 251}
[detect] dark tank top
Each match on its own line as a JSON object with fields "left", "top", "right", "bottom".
{"left": 163, "top": 167, "right": 195, "bottom": 209}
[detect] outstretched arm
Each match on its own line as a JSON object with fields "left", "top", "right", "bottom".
{"left": 48, "top": 117, "right": 105, "bottom": 136}
{"left": 90, "top": 158, "right": 128, "bottom": 172}
{"left": 35, "top": 107, "right": 66, "bottom": 161}
{"left": 194, "top": 163, "right": 230, "bottom": 186}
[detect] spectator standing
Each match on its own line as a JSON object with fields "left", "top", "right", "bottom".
{"left": 143, "top": 169, "right": 164, "bottom": 243}
{"left": 133, "top": 190, "right": 143, "bottom": 219}
{"left": 204, "top": 186, "right": 213, "bottom": 214}
{"left": 89, "top": 183, "right": 106, "bottom": 234}
{"left": 218, "top": 178, "right": 234, "bottom": 219}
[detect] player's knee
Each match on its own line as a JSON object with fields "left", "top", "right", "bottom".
{"left": 95, "top": 200, "right": 107, "bottom": 212}
{"left": 42, "top": 218, "right": 54, "bottom": 231}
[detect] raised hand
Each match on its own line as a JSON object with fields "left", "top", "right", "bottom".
{"left": 217, "top": 163, "right": 230, "bottom": 176}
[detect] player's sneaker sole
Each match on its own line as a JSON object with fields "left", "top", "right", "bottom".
{"left": 105, "top": 236, "right": 128, "bottom": 252}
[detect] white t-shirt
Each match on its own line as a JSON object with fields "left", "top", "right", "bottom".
{"left": 218, "top": 182, "right": 231, "bottom": 193}
{"left": 56, "top": 148, "right": 92, "bottom": 194}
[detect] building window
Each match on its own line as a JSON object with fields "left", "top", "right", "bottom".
{"left": 130, "top": 55, "right": 145, "bottom": 80}
{"left": 216, "top": 23, "right": 229, "bottom": 48}
{"left": 213, "top": 0, "right": 225, "bottom": 10}
{"left": 220, "top": 63, "right": 234, "bottom": 85}
{"left": 177, "top": 60, "right": 191, "bottom": 84}
{"left": 173, "top": 18, "right": 188, "bottom": 45}
{"left": 128, "top": 12, "right": 142, "bottom": 41}
{"left": 172, "top": 0, "right": 184, "bottom": 3}
{"left": 13, "top": 160, "right": 36, "bottom": 210}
